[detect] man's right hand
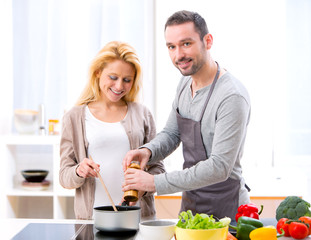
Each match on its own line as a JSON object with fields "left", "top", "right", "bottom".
{"left": 122, "top": 148, "right": 151, "bottom": 172}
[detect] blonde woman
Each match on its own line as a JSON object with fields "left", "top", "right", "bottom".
{"left": 59, "top": 41, "right": 165, "bottom": 220}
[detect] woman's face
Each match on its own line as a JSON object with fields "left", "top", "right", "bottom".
{"left": 98, "top": 60, "right": 135, "bottom": 103}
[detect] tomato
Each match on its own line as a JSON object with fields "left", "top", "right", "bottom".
{"left": 277, "top": 218, "right": 290, "bottom": 237}
{"left": 289, "top": 221, "right": 309, "bottom": 239}
{"left": 299, "top": 216, "right": 311, "bottom": 235}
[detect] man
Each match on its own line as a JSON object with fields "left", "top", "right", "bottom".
{"left": 122, "top": 10, "right": 251, "bottom": 220}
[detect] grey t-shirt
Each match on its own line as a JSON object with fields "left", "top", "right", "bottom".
{"left": 144, "top": 71, "right": 251, "bottom": 205}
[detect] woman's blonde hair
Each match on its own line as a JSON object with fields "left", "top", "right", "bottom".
{"left": 76, "top": 41, "right": 142, "bottom": 105}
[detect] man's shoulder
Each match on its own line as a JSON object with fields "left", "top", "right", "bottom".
{"left": 217, "top": 72, "right": 249, "bottom": 99}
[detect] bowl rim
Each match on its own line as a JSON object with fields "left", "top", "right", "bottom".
{"left": 139, "top": 219, "right": 177, "bottom": 227}
{"left": 175, "top": 225, "right": 228, "bottom": 231}
{"left": 21, "top": 170, "right": 49, "bottom": 176}
{"left": 14, "top": 109, "right": 39, "bottom": 115}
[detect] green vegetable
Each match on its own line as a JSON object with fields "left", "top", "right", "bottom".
{"left": 229, "top": 216, "right": 264, "bottom": 240}
{"left": 176, "top": 210, "right": 231, "bottom": 229}
{"left": 276, "top": 196, "right": 311, "bottom": 221}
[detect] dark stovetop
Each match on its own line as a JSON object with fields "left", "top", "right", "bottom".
{"left": 12, "top": 223, "right": 138, "bottom": 240}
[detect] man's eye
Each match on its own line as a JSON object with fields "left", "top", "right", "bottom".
{"left": 168, "top": 45, "right": 175, "bottom": 50}
{"left": 109, "top": 75, "right": 118, "bottom": 80}
{"left": 184, "top": 42, "right": 190, "bottom": 46}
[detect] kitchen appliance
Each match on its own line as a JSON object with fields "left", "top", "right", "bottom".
{"left": 12, "top": 223, "right": 137, "bottom": 240}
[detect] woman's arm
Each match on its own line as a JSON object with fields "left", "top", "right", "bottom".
{"left": 59, "top": 111, "right": 86, "bottom": 189}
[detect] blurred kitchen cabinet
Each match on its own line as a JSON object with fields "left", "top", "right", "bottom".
{"left": 0, "top": 135, "right": 75, "bottom": 219}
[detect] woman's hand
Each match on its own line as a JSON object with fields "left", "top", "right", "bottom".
{"left": 76, "top": 157, "right": 100, "bottom": 178}
{"left": 122, "top": 168, "right": 156, "bottom": 193}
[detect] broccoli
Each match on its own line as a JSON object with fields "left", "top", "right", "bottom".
{"left": 276, "top": 196, "right": 311, "bottom": 220}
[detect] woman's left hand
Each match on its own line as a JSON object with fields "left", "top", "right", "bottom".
{"left": 122, "top": 168, "right": 156, "bottom": 193}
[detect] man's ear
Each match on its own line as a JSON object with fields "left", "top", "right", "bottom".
{"left": 204, "top": 33, "right": 213, "bottom": 50}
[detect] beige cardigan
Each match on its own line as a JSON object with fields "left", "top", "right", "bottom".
{"left": 59, "top": 103, "right": 165, "bottom": 219}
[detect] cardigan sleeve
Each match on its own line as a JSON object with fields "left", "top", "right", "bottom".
{"left": 59, "top": 108, "right": 86, "bottom": 189}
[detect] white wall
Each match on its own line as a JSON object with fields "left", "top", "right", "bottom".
{"left": 0, "top": 0, "right": 13, "bottom": 135}
{"left": 154, "top": 0, "right": 311, "bottom": 202}
{"left": 2, "top": 0, "right": 311, "bottom": 202}
{"left": 155, "top": 0, "right": 286, "bottom": 172}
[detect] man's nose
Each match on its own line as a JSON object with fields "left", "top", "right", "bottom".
{"left": 175, "top": 46, "right": 185, "bottom": 60}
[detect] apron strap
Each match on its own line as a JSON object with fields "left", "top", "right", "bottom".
{"left": 199, "top": 61, "right": 220, "bottom": 121}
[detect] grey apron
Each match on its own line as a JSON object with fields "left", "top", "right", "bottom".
{"left": 176, "top": 62, "right": 240, "bottom": 220}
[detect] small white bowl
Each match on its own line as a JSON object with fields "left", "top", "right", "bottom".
{"left": 139, "top": 219, "right": 176, "bottom": 240}
{"left": 14, "top": 109, "right": 38, "bottom": 134}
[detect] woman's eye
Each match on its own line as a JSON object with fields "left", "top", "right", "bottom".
{"left": 123, "top": 78, "right": 131, "bottom": 83}
{"left": 109, "top": 75, "right": 118, "bottom": 80}
{"left": 184, "top": 42, "right": 190, "bottom": 46}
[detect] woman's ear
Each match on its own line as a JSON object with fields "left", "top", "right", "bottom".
{"left": 95, "top": 70, "right": 101, "bottom": 79}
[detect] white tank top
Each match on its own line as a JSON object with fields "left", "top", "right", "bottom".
{"left": 85, "top": 106, "right": 130, "bottom": 210}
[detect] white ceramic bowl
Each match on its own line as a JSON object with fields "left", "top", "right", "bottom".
{"left": 139, "top": 219, "right": 176, "bottom": 240}
{"left": 14, "top": 109, "right": 38, "bottom": 134}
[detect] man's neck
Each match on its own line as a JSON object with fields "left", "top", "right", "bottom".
{"left": 191, "top": 60, "right": 218, "bottom": 95}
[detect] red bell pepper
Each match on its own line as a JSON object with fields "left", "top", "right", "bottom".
{"left": 235, "top": 203, "right": 263, "bottom": 222}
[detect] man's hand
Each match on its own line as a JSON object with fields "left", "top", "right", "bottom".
{"left": 76, "top": 157, "right": 100, "bottom": 178}
{"left": 122, "top": 148, "right": 152, "bottom": 171}
{"left": 122, "top": 168, "right": 156, "bottom": 193}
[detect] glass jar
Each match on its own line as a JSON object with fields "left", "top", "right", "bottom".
{"left": 48, "top": 119, "right": 60, "bottom": 135}
{"left": 123, "top": 161, "right": 141, "bottom": 202}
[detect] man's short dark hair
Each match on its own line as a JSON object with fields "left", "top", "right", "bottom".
{"left": 164, "top": 10, "right": 209, "bottom": 40}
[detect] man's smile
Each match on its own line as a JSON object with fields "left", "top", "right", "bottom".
{"left": 176, "top": 58, "right": 192, "bottom": 69}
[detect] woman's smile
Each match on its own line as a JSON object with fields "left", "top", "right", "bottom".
{"left": 110, "top": 88, "right": 124, "bottom": 95}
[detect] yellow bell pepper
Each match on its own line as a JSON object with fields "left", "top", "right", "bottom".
{"left": 249, "top": 225, "right": 284, "bottom": 240}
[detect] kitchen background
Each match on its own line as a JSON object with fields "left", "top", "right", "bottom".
{"left": 0, "top": 0, "right": 311, "bottom": 219}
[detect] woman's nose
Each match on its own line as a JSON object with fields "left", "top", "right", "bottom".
{"left": 115, "top": 79, "right": 123, "bottom": 90}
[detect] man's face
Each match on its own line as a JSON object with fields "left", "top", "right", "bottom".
{"left": 165, "top": 22, "right": 207, "bottom": 76}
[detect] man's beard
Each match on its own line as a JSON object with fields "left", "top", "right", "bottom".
{"left": 176, "top": 56, "right": 204, "bottom": 76}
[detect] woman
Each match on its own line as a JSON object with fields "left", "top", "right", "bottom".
{"left": 59, "top": 41, "right": 165, "bottom": 220}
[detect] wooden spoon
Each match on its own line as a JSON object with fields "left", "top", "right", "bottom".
{"left": 89, "top": 155, "right": 118, "bottom": 212}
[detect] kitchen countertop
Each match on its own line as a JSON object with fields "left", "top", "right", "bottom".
{"left": 2, "top": 218, "right": 311, "bottom": 240}
{"left": 1, "top": 218, "right": 171, "bottom": 240}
